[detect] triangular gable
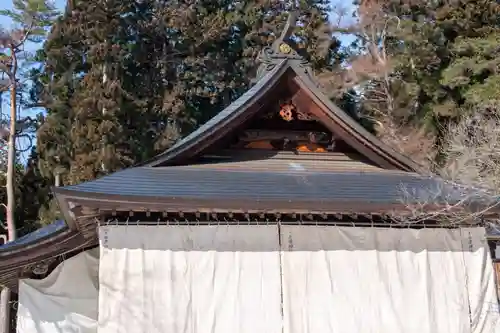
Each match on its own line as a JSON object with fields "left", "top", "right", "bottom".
{"left": 141, "top": 13, "right": 422, "bottom": 173}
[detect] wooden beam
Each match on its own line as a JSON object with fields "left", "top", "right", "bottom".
{"left": 0, "top": 288, "right": 10, "bottom": 333}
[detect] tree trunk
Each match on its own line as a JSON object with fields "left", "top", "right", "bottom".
{"left": 6, "top": 83, "right": 17, "bottom": 241}
{"left": 101, "top": 62, "right": 108, "bottom": 172}
{"left": 0, "top": 289, "right": 10, "bottom": 333}
{"left": 1, "top": 77, "right": 18, "bottom": 333}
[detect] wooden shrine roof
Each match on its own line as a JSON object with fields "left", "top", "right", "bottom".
{"left": 52, "top": 12, "right": 424, "bottom": 216}
{"left": 0, "top": 220, "right": 96, "bottom": 289}
{"left": 53, "top": 152, "right": 435, "bottom": 213}
{"left": 0, "top": 13, "right": 485, "bottom": 289}
{"left": 140, "top": 59, "right": 421, "bottom": 172}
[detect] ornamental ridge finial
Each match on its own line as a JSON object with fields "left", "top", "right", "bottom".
{"left": 254, "top": 11, "right": 315, "bottom": 84}
{"left": 278, "top": 11, "right": 298, "bottom": 44}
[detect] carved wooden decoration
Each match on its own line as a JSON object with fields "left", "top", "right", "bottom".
{"left": 279, "top": 103, "right": 294, "bottom": 122}
{"left": 239, "top": 130, "right": 329, "bottom": 143}
{"left": 244, "top": 141, "right": 274, "bottom": 149}
{"left": 279, "top": 43, "right": 292, "bottom": 54}
{"left": 256, "top": 95, "right": 319, "bottom": 122}
{"left": 296, "top": 108, "right": 315, "bottom": 121}
{"left": 296, "top": 144, "right": 327, "bottom": 153}
{"left": 236, "top": 130, "right": 333, "bottom": 152}
{"left": 21, "top": 258, "right": 57, "bottom": 278}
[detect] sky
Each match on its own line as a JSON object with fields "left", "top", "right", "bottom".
{"left": 0, "top": 0, "right": 66, "bottom": 157}
{"left": 0, "top": 0, "right": 66, "bottom": 46}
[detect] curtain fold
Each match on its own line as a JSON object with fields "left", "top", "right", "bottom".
{"left": 96, "top": 224, "right": 500, "bottom": 333}
{"left": 280, "top": 226, "right": 482, "bottom": 333}
{"left": 97, "top": 225, "right": 282, "bottom": 333}
{"left": 461, "top": 228, "right": 500, "bottom": 333}
{"left": 17, "top": 248, "right": 99, "bottom": 333}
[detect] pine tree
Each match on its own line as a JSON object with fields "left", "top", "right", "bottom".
{"left": 35, "top": 0, "right": 344, "bottom": 187}
{"left": 0, "top": 0, "right": 57, "bottom": 239}
{"left": 0, "top": 1, "right": 57, "bottom": 330}
{"left": 382, "top": 0, "right": 500, "bottom": 123}
{"left": 334, "top": 0, "right": 500, "bottom": 166}
{"left": 437, "top": 0, "right": 500, "bottom": 116}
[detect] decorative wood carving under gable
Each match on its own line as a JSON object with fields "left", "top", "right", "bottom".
{"left": 236, "top": 129, "right": 333, "bottom": 152}
{"left": 230, "top": 86, "right": 349, "bottom": 153}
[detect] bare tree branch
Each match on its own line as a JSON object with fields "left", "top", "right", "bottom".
{"left": 397, "top": 112, "right": 500, "bottom": 224}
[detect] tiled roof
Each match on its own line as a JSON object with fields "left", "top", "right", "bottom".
{"left": 0, "top": 220, "right": 67, "bottom": 252}
{"left": 59, "top": 158, "right": 440, "bottom": 206}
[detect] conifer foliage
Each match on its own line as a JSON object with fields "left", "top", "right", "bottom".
{"left": 330, "top": 0, "right": 500, "bottom": 166}
{"left": 21, "top": 0, "right": 500, "bottom": 224}
{"left": 34, "top": 0, "right": 343, "bottom": 186}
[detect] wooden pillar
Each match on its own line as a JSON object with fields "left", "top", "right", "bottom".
{"left": 0, "top": 84, "right": 11, "bottom": 333}
{"left": 0, "top": 288, "right": 10, "bottom": 333}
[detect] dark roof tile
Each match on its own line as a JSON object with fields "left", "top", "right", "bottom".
{"left": 0, "top": 220, "right": 67, "bottom": 252}
{"left": 61, "top": 162, "right": 437, "bottom": 204}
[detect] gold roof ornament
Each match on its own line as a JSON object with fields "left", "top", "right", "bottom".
{"left": 279, "top": 43, "right": 292, "bottom": 54}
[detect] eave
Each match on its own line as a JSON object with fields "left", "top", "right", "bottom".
{"left": 51, "top": 154, "right": 438, "bottom": 227}
{"left": 55, "top": 188, "right": 414, "bottom": 216}
{"left": 0, "top": 221, "right": 96, "bottom": 289}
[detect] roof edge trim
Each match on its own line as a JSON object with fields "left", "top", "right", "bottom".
{"left": 52, "top": 186, "right": 418, "bottom": 214}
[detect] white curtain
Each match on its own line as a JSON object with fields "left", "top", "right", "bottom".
{"left": 98, "top": 225, "right": 282, "bottom": 333}
{"left": 17, "top": 248, "right": 99, "bottom": 333}
{"left": 280, "top": 226, "right": 500, "bottom": 333}
{"left": 462, "top": 228, "right": 500, "bottom": 333}
{"left": 97, "top": 224, "right": 500, "bottom": 333}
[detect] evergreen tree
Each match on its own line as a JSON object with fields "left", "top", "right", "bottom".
{"left": 34, "top": 0, "right": 344, "bottom": 187}
{"left": 437, "top": 1, "right": 500, "bottom": 116}
{"left": 0, "top": 0, "right": 57, "bottom": 241}
{"left": 334, "top": 0, "right": 500, "bottom": 165}
{"left": 382, "top": 0, "right": 500, "bottom": 126}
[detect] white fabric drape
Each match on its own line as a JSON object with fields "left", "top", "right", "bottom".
{"left": 97, "top": 224, "right": 499, "bottom": 333}
{"left": 98, "top": 225, "right": 282, "bottom": 333}
{"left": 17, "top": 248, "right": 99, "bottom": 333}
{"left": 461, "top": 228, "right": 500, "bottom": 333}
{"left": 280, "top": 226, "right": 500, "bottom": 333}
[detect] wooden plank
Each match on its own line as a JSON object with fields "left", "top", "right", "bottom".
{"left": 0, "top": 288, "right": 10, "bottom": 333}
{"left": 495, "top": 262, "right": 500, "bottom": 301}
